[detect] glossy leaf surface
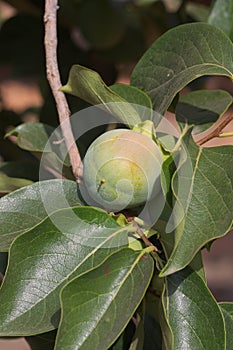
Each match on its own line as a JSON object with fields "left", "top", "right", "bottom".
{"left": 55, "top": 249, "right": 154, "bottom": 350}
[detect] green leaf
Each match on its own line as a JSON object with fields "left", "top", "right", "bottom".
{"left": 55, "top": 248, "right": 154, "bottom": 350}
{"left": 176, "top": 90, "right": 233, "bottom": 134}
{"left": 161, "top": 139, "right": 233, "bottom": 276}
{"left": 61, "top": 65, "right": 141, "bottom": 127}
{"left": 0, "top": 173, "right": 33, "bottom": 194}
{"left": 0, "top": 207, "right": 130, "bottom": 336}
{"left": 0, "top": 179, "right": 83, "bottom": 251}
{"left": 129, "top": 301, "right": 145, "bottom": 350}
{"left": 208, "top": 0, "right": 233, "bottom": 41}
{"left": 131, "top": 23, "right": 233, "bottom": 114}
{"left": 219, "top": 302, "right": 233, "bottom": 350}
{"left": 0, "top": 161, "right": 40, "bottom": 182}
{"left": 163, "top": 267, "right": 226, "bottom": 350}
{"left": 78, "top": 0, "right": 126, "bottom": 49}
{"left": 110, "top": 84, "right": 153, "bottom": 121}
{"left": 6, "top": 123, "right": 73, "bottom": 178}
{"left": 186, "top": 3, "right": 210, "bottom": 22}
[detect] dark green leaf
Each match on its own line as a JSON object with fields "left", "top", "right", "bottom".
{"left": 208, "top": 0, "right": 233, "bottom": 41}
{"left": 110, "top": 84, "right": 153, "bottom": 121}
{"left": 161, "top": 139, "right": 233, "bottom": 276}
{"left": 0, "top": 179, "right": 83, "bottom": 251}
{"left": 219, "top": 302, "right": 233, "bottom": 350}
{"left": 131, "top": 23, "right": 233, "bottom": 114}
{"left": 61, "top": 65, "right": 141, "bottom": 127}
{"left": 0, "top": 207, "right": 130, "bottom": 335}
{"left": 176, "top": 90, "right": 233, "bottom": 134}
{"left": 163, "top": 267, "right": 225, "bottom": 350}
{"left": 26, "top": 330, "right": 57, "bottom": 350}
{"left": 129, "top": 301, "right": 145, "bottom": 350}
{"left": 6, "top": 123, "right": 72, "bottom": 178}
{"left": 78, "top": 0, "right": 126, "bottom": 49}
{"left": 0, "top": 161, "right": 40, "bottom": 182}
{"left": 55, "top": 248, "right": 154, "bottom": 350}
{"left": 0, "top": 252, "right": 8, "bottom": 275}
{"left": 0, "top": 174, "right": 33, "bottom": 194}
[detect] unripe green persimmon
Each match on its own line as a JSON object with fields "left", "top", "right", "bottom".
{"left": 83, "top": 129, "right": 162, "bottom": 212}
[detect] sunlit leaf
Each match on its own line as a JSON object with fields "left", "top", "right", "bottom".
{"left": 55, "top": 248, "right": 154, "bottom": 350}
{"left": 219, "top": 302, "right": 233, "bottom": 350}
{"left": 0, "top": 207, "right": 130, "bottom": 335}
{"left": 0, "top": 179, "right": 83, "bottom": 251}
{"left": 61, "top": 65, "right": 142, "bottom": 127}
{"left": 163, "top": 267, "right": 225, "bottom": 350}
{"left": 161, "top": 139, "right": 233, "bottom": 276}
{"left": 131, "top": 23, "right": 233, "bottom": 114}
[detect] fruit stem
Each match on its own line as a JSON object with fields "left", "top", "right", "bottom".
{"left": 131, "top": 220, "right": 159, "bottom": 253}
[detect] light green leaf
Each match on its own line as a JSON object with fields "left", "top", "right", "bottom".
{"left": 0, "top": 207, "right": 130, "bottom": 335}
{"left": 0, "top": 179, "right": 83, "bottom": 251}
{"left": 161, "top": 139, "right": 233, "bottom": 276}
{"left": 61, "top": 65, "right": 141, "bottom": 127}
{"left": 208, "top": 0, "right": 233, "bottom": 41}
{"left": 219, "top": 302, "right": 233, "bottom": 350}
{"left": 176, "top": 90, "right": 233, "bottom": 134}
{"left": 110, "top": 83, "right": 153, "bottom": 121}
{"left": 55, "top": 248, "right": 154, "bottom": 350}
{"left": 0, "top": 173, "right": 33, "bottom": 194}
{"left": 131, "top": 23, "right": 233, "bottom": 114}
{"left": 163, "top": 267, "right": 226, "bottom": 350}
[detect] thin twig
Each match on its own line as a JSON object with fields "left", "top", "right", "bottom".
{"left": 198, "top": 112, "right": 233, "bottom": 146}
{"left": 44, "top": 0, "right": 82, "bottom": 182}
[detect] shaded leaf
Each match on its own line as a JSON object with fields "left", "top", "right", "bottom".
{"left": 0, "top": 161, "right": 40, "bottom": 182}
{"left": 110, "top": 84, "right": 153, "bottom": 121}
{"left": 26, "top": 330, "right": 57, "bottom": 350}
{"left": 176, "top": 90, "right": 233, "bottom": 134}
{"left": 6, "top": 123, "right": 73, "bottom": 178}
{"left": 161, "top": 139, "right": 233, "bottom": 276}
{"left": 61, "top": 65, "right": 141, "bottom": 127}
{"left": 208, "top": 0, "right": 233, "bottom": 41}
{"left": 78, "top": 0, "right": 126, "bottom": 49}
{"left": 0, "top": 207, "right": 130, "bottom": 335}
{"left": 0, "top": 179, "right": 83, "bottom": 251}
{"left": 129, "top": 301, "right": 145, "bottom": 350}
{"left": 131, "top": 23, "right": 233, "bottom": 114}
{"left": 0, "top": 173, "right": 33, "bottom": 194}
{"left": 55, "top": 248, "right": 154, "bottom": 350}
{"left": 163, "top": 267, "right": 226, "bottom": 350}
{"left": 219, "top": 302, "right": 233, "bottom": 350}
{"left": 0, "top": 252, "right": 8, "bottom": 276}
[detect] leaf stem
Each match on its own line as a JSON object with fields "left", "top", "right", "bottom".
{"left": 44, "top": 0, "right": 82, "bottom": 182}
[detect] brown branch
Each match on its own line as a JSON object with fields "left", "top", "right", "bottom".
{"left": 44, "top": 0, "right": 82, "bottom": 182}
{"left": 198, "top": 112, "right": 233, "bottom": 146}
